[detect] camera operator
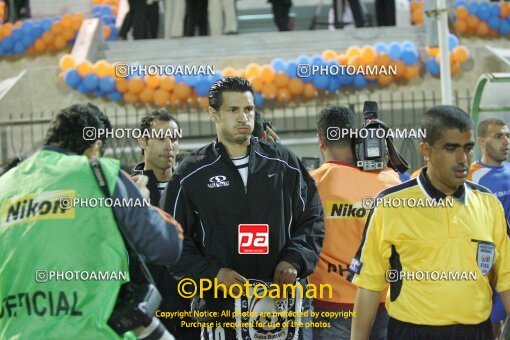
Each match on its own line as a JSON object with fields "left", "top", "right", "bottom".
{"left": 0, "top": 104, "right": 183, "bottom": 338}
{"left": 308, "top": 105, "right": 400, "bottom": 339}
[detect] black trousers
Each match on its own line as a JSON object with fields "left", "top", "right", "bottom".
{"left": 375, "top": 0, "right": 395, "bottom": 26}
{"left": 184, "top": 0, "right": 208, "bottom": 36}
{"left": 123, "top": 0, "right": 159, "bottom": 39}
{"left": 388, "top": 317, "right": 493, "bottom": 340}
{"left": 270, "top": 0, "right": 292, "bottom": 31}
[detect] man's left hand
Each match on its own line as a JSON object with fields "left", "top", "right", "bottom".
{"left": 273, "top": 261, "right": 297, "bottom": 288}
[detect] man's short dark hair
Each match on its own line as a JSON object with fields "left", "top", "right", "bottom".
{"left": 317, "top": 105, "right": 356, "bottom": 147}
{"left": 478, "top": 118, "right": 506, "bottom": 138}
{"left": 252, "top": 111, "right": 264, "bottom": 138}
{"left": 208, "top": 76, "right": 254, "bottom": 111}
{"left": 421, "top": 105, "right": 473, "bottom": 145}
{"left": 139, "top": 109, "right": 180, "bottom": 155}
{"left": 44, "top": 103, "right": 111, "bottom": 155}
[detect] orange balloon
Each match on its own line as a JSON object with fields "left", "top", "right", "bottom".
{"left": 378, "top": 74, "right": 393, "bottom": 86}
{"left": 116, "top": 79, "right": 129, "bottom": 93}
{"left": 261, "top": 83, "right": 277, "bottom": 99}
{"left": 145, "top": 75, "right": 161, "bottom": 89}
{"left": 14, "top": 21, "right": 22, "bottom": 28}
{"left": 276, "top": 88, "right": 291, "bottom": 103}
{"left": 477, "top": 22, "right": 489, "bottom": 36}
{"left": 411, "top": 10, "right": 424, "bottom": 24}
{"left": 303, "top": 83, "right": 316, "bottom": 98}
{"left": 174, "top": 83, "right": 192, "bottom": 100}
{"left": 72, "top": 18, "right": 83, "bottom": 31}
{"left": 159, "top": 76, "right": 175, "bottom": 91}
{"left": 488, "top": 29, "right": 498, "bottom": 37}
{"left": 62, "top": 28, "right": 75, "bottom": 41}
{"left": 123, "top": 92, "right": 138, "bottom": 104}
{"left": 456, "top": 6, "right": 468, "bottom": 20}
{"left": 393, "top": 60, "right": 407, "bottom": 79}
{"left": 2, "top": 23, "right": 13, "bottom": 36}
{"left": 259, "top": 65, "right": 276, "bottom": 83}
{"left": 288, "top": 78, "right": 304, "bottom": 96}
{"left": 51, "top": 22, "right": 63, "bottom": 35}
{"left": 245, "top": 63, "right": 261, "bottom": 78}
{"left": 34, "top": 39, "right": 46, "bottom": 52}
{"left": 223, "top": 67, "right": 236, "bottom": 76}
{"left": 452, "top": 45, "right": 469, "bottom": 63}
{"left": 375, "top": 53, "right": 391, "bottom": 67}
{"left": 42, "top": 31, "right": 54, "bottom": 44}
{"left": 197, "top": 96, "right": 209, "bottom": 109}
{"left": 348, "top": 55, "right": 363, "bottom": 69}
{"left": 364, "top": 63, "right": 378, "bottom": 81}
{"left": 153, "top": 89, "right": 170, "bottom": 106}
{"left": 337, "top": 54, "right": 348, "bottom": 65}
{"left": 104, "top": 25, "right": 111, "bottom": 39}
{"left": 236, "top": 69, "right": 247, "bottom": 78}
{"left": 322, "top": 49, "right": 337, "bottom": 60}
{"left": 451, "top": 61, "right": 460, "bottom": 75}
{"left": 139, "top": 87, "right": 155, "bottom": 103}
{"left": 361, "top": 46, "right": 377, "bottom": 64}
{"left": 500, "top": 3, "right": 509, "bottom": 18}
{"left": 466, "top": 15, "right": 479, "bottom": 29}
{"left": 410, "top": 2, "right": 423, "bottom": 11}
{"left": 94, "top": 60, "right": 113, "bottom": 77}
{"left": 249, "top": 76, "right": 264, "bottom": 92}
{"left": 54, "top": 35, "right": 66, "bottom": 49}
{"left": 454, "top": 19, "right": 467, "bottom": 34}
{"left": 346, "top": 46, "right": 361, "bottom": 58}
{"left": 404, "top": 65, "right": 420, "bottom": 80}
{"left": 273, "top": 72, "right": 290, "bottom": 88}
{"left": 128, "top": 78, "right": 145, "bottom": 94}
{"left": 77, "top": 60, "right": 93, "bottom": 76}
{"left": 59, "top": 54, "right": 76, "bottom": 70}
{"left": 426, "top": 46, "right": 439, "bottom": 57}
{"left": 61, "top": 15, "right": 73, "bottom": 28}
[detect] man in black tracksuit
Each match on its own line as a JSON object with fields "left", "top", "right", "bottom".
{"left": 161, "top": 76, "right": 325, "bottom": 339}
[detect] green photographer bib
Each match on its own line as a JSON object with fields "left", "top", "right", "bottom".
{"left": 0, "top": 150, "right": 133, "bottom": 339}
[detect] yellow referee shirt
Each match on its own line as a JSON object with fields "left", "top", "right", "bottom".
{"left": 351, "top": 168, "right": 510, "bottom": 325}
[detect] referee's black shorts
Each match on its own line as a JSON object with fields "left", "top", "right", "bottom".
{"left": 388, "top": 317, "right": 493, "bottom": 340}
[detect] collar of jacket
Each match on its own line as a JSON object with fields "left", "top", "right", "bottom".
{"left": 211, "top": 136, "right": 261, "bottom": 157}
{"left": 133, "top": 162, "right": 162, "bottom": 205}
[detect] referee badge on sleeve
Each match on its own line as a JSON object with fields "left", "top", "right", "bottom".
{"left": 349, "top": 258, "right": 363, "bottom": 274}
{"left": 476, "top": 242, "right": 495, "bottom": 276}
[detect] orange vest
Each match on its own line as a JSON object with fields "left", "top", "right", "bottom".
{"left": 309, "top": 161, "right": 401, "bottom": 309}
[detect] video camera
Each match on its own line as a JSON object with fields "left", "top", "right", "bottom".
{"left": 355, "top": 101, "right": 409, "bottom": 173}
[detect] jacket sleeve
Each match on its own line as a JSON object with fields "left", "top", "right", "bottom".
{"left": 111, "top": 170, "right": 183, "bottom": 266}
{"left": 278, "top": 153, "right": 325, "bottom": 278}
{"left": 160, "top": 169, "right": 223, "bottom": 281}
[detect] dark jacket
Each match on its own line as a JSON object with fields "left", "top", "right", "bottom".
{"left": 133, "top": 163, "right": 162, "bottom": 206}
{"left": 161, "top": 137, "right": 325, "bottom": 282}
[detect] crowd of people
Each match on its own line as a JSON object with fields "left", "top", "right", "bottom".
{"left": 1, "top": 76, "right": 509, "bottom": 340}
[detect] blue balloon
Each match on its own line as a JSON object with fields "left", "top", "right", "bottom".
{"left": 488, "top": 17, "right": 501, "bottom": 30}
{"left": 21, "top": 34, "right": 34, "bottom": 48}
{"left": 353, "top": 74, "right": 367, "bottom": 88}
{"left": 271, "top": 58, "right": 286, "bottom": 72}
{"left": 41, "top": 19, "right": 52, "bottom": 30}
{"left": 500, "top": 20, "right": 510, "bottom": 35}
{"left": 254, "top": 92, "right": 264, "bottom": 106}
{"left": 467, "top": 2, "right": 479, "bottom": 15}
{"left": 99, "top": 76, "right": 116, "bottom": 93}
{"left": 490, "top": 3, "right": 501, "bottom": 17}
{"left": 31, "top": 26, "right": 44, "bottom": 38}
{"left": 312, "top": 74, "right": 329, "bottom": 89}
{"left": 93, "top": 90, "right": 104, "bottom": 97}
{"left": 401, "top": 41, "right": 415, "bottom": 51}
{"left": 311, "top": 54, "right": 325, "bottom": 66}
{"left": 448, "top": 34, "right": 459, "bottom": 51}
{"left": 401, "top": 49, "right": 419, "bottom": 65}
{"left": 107, "top": 91, "right": 123, "bottom": 101}
{"left": 21, "top": 22, "right": 33, "bottom": 34}
{"left": 388, "top": 42, "right": 402, "bottom": 60}
{"left": 1, "top": 36, "right": 14, "bottom": 51}
{"left": 426, "top": 58, "right": 440, "bottom": 76}
{"left": 77, "top": 83, "right": 89, "bottom": 94}
{"left": 374, "top": 42, "right": 388, "bottom": 54}
{"left": 455, "top": 1, "right": 467, "bottom": 8}
{"left": 194, "top": 80, "right": 210, "bottom": 96}
{"left": 297, "top": 55, "right": 310, "bottom": 65}
{"left": 13, "top": 42, "right": 25, "bottom": 54}
{"left": 478, "top": 3, "right": 490, "bottom": 20}
{"left": 327, "top": 77, "right": 342, "bottom": 93}
{"left": 183, "top": 75, "right": 199, "bottom": 86}
{"left": 339, "top": 72, "right": 354, "bottom": 85}
{"left": 11, "top": 29, "right": 23, "bottom": 41}
{"left": 207, "top": 72, "right": 223, "bottom": 84}
{"left": 83, "top": 74, "right": 100, "bottom": 91}
{"left": 286, "top": 61, "right": 298, "bottom": 78}
{"left": 64, "top": 69, "right": 82, "bottom": 88}
{"left": 0, "top": 45, "right": 4, "bottom": 57}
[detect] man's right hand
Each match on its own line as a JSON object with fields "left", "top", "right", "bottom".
{"left": 131, "top": 175, "right": 150, "bottom": 201}
{"left": 216, "top": 268, "right": 247, "bottom": 296}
